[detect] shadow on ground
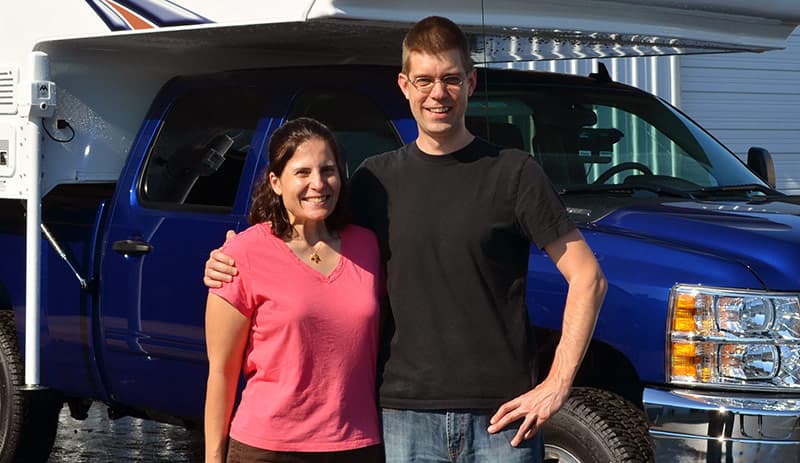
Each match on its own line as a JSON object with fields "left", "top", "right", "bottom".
{"left": 48, "top": 404, "right": 203, "bottom": 462}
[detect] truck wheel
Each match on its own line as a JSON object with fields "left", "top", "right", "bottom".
{"left": 0, "top": 311, "right": 62, "bottom": 463}
{"left": 543, "top": 387, "right": 654, "bottom": 463}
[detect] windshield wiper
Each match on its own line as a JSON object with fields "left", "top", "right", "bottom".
{"left": 560, "top": 184, "right": 694, "bottom": 199}
{"left": 691, "top": 183, "right": 780, "bottom": 197}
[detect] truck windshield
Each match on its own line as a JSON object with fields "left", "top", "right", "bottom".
{"left": 466, "top": 86, "right": 771, "bottom": 196}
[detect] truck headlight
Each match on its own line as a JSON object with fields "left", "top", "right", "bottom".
{"left": 669, "top": 285, "right": 800, "bottom": 390}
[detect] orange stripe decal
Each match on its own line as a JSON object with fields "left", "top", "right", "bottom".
{"left": 106, "top": 0, "right": 155, "bottom": 30}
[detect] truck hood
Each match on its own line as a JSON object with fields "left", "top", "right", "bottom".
{"left": 594, "top": 198, "right": 800, "bottom": 291}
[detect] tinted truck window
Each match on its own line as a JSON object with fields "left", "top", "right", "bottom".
{"left": 468, "top": 90, "right": 763, "bottom": 191}
{"left": 288, "top": 90, "right": 402, "bottom": 176}
{"left": 140, "top": 85, "right": 268, "bottom": 210}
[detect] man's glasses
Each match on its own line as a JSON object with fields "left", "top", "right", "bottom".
{"left": 406, "top": 75, "right": 465, "bottom": 94}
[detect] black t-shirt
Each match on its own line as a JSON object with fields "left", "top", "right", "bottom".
{"left": 350, "top": 138, "right": 575, "bottom": 410}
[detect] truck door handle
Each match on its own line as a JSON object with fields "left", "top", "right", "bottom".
{"left": 112, "top": 240, "right": 153, "bottom": 256}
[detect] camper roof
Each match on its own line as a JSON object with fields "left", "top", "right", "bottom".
{"left": 31, "top": 0, "right": 800, "bottom": 63}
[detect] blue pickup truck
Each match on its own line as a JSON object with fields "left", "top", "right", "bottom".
{"left": 1, "top": 61, "right": 799, "bottom": 462}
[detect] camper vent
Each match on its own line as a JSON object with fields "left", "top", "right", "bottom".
{"left": 0, "top": 67, "right": 17, "bottom": 115}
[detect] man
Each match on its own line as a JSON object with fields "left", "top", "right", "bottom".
{"left": 205, "top": 16, "right": 606, "bottom": 462}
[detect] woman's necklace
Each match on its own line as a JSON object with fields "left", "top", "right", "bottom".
{"left": 290, "top": 231, "right": 334, "bottom": 265}
{"left": 309, "top": 241, "right": 323, "bottom": 264}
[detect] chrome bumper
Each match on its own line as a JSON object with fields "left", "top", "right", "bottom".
{"left": 643, "top": 387, "right": 800, "bottom": 462}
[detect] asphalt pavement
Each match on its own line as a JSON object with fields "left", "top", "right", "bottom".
{"left": 48, "top": 404, "right": 203, "bottom": 462}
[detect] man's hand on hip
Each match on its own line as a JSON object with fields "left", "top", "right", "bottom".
{"left": 487, "top": 377, "right": 569, "bottom": 447}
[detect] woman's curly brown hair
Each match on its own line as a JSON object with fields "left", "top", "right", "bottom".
{"left": 248, "top": 118, "right": 350, "bottom": 239}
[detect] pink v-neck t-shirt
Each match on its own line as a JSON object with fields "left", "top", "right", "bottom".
{"left": 210, "top": 223, "right": 382, "bottom": 452}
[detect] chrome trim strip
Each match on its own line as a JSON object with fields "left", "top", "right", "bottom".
{"left": 644, "top": 387, "right": 800, "bottom": 442}
{"left": 650, "top": 430, "right": 800, "bottom": 445}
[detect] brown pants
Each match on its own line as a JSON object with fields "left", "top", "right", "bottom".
{"left": 226, "top": 438, "right": 384, "bottom": 463}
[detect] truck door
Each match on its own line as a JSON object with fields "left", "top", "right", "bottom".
{"left": 98, "top": 66, "right": 409, "bottom": 419}
{"left": 98, "top": 80, "right": 273, "bottom": 418}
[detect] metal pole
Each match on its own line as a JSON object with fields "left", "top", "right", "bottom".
{"left": 23, "top": 51, "right": 50, "bottom": 389}
{"left": 23, "top": 120, "right": 41, "bottom": 388}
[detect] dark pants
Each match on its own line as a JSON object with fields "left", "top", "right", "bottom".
{"left": 226, "top": 438, "right": 384, "bottom": 463}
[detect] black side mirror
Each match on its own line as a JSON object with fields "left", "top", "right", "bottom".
{"left": 747, "top": 146, "right": 776, "bottom": 189}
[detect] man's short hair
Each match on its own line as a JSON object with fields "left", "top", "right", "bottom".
{"left": 402, "top": 16, "right": 474, "bottom": 74}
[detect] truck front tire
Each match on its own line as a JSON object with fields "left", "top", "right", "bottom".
{"left": 543, "top": 387, "right": 654, "bottom": 463}
{"left": 0, "top": 311, "right": 62, "bottom": 463}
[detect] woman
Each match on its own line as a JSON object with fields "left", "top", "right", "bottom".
{"left": 204, "top": 118, "right": 383, "bottom": 463}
